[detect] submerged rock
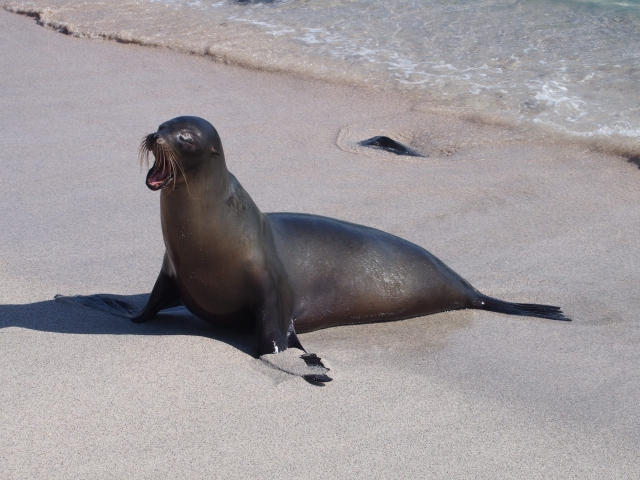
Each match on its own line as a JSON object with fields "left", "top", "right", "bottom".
{"left": 359, "top": 136, "right": 424, "bottom": 157}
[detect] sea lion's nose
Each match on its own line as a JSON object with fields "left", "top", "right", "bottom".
{"left": 147, "top": 133, "right": 159, "bottom": 146}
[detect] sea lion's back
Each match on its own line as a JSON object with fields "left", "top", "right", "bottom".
{"left": 267, "top": 212, "right": 473, "bottom": 332}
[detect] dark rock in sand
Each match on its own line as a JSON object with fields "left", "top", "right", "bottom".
{"left": 359, "top": 135, "right": 424, "bottom": 157}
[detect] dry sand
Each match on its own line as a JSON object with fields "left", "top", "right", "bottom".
{"left": 1, "top": 9, "right": 639, "bottom": 478}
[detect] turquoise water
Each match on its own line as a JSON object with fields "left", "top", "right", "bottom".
{"left": 5, "top": 0, "right": 640, "bottom": 147}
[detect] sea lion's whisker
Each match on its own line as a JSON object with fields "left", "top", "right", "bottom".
{"left": 165, "top": 145, "right": 177, "bottom": 190}
{"left": 157, "top": 144, "right": 166, "bottom": 172}
{"left": 167, "top": 142, "right": 190, "bottom": 194}
{"left": 175, "top": 158, "right": 192, "bottom": 195}
{"left": 157, "top": 142, "right": 175, "bottom": 190}
{"left": 160, "top": 146, "right": 168, "bottom": 175}
{"left": 138, "top": 138, "right": 151, "bottom": 169}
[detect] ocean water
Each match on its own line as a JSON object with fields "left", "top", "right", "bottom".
{"left": 5, "top": 0, "right": 640, "bottom": 153}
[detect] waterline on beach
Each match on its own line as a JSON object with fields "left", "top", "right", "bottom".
{"left": 5, "top": 0, "right": 640, "bottom": 156}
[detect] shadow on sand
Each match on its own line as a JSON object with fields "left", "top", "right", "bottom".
{"left": 0, "top": 294, "right": 256, "bottom": 356}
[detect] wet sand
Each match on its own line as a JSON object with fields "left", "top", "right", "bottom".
{"left": 1, "top": 9, "right": 639, "bottom": 478}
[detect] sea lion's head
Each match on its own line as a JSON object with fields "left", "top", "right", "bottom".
{"left": 139, "top": 116, "right": 223, "bottom": 191}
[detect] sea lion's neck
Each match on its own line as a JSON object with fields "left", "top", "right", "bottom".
{"left": 159, "top": 161, "right": 263, "bottom": 267}
{"left": 161, "top": 158, "right": 230, "bottom": 207}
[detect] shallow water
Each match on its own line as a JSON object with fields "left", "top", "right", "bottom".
{"left": 5, "top": 0, "right": 640, "bottom": 152}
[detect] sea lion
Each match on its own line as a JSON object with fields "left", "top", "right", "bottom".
{"left": 132, "top": 116, "right": 568, "bottom": 384}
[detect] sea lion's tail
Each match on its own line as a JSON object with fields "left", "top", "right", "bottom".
{"left": 473, "top": 294, "right": 570, "bottom": 321}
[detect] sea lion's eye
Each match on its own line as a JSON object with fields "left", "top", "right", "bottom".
{"left": 178, "top": 133, "right": 193, "bottom": 144}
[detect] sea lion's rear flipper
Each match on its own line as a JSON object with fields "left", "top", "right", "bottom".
{"left": 255, "top": 290, "right": 332, "bottom": 385}
{"left": 474, "top": 294, "right": 571, "bottom": 321}
{"left": 260, "top": 348, "right": 332, "bottom": 385}
{"left": 300, "top": 353, "right": 332, "bottom": 385}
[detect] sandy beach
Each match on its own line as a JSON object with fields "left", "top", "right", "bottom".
{"left": 1, "top": 8, "right": 639, "bottom": 478}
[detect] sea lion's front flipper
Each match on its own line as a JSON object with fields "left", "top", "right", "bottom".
{"left": 53, "top": 281, "right": 181, "bottom": 322}
{"left": 131, "top": 270, "right": 182, "bottom": 324}
{"left": 54, "top": 254, "right": 181, "bottom": 322}
{"left": 54, "top": 294, "right": 139, "bottom": 318}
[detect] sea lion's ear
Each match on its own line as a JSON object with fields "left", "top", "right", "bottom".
{"left": 211, "top": 146, "right": 219, "bottom": 155}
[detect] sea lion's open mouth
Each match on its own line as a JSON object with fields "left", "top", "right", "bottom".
{"left": 146, "top": 160, "right": 174, "bottom": 190}
{"left": 139, "top": 134, "right": 184, "bottom": 191}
